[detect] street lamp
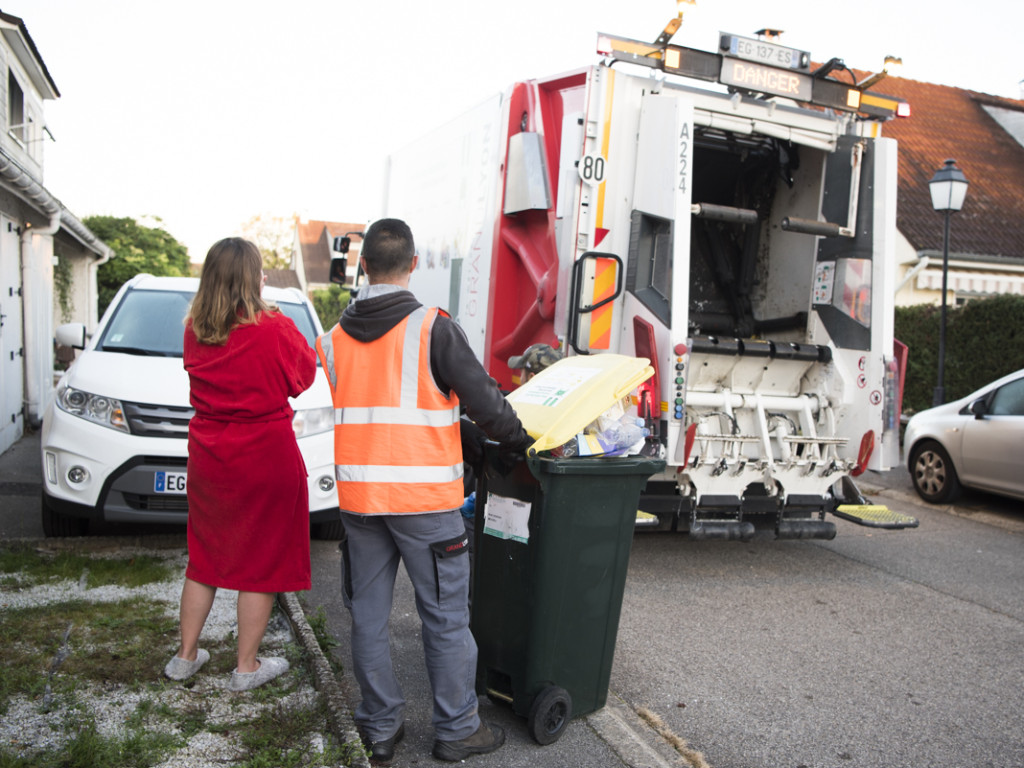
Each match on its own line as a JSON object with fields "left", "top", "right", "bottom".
{"left": 928, "top": 158, "right": 969, "bottom": 406}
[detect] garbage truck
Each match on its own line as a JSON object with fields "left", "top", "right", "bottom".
{"left": 347, "top": 16, "right": 919, "bottom": 539}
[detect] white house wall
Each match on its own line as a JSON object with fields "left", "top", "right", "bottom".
{"left": 21, "top": 225, "right": 54, "bottom": 427}
{"left": 54, "top": 235, "right": 103, "bottom": 330}
{"left": 0, "top": 13, "right": 111, "bottom": 454}
{"left": 0, "top": 44, "right": 45, "bottom": 178}
{"left": 894, "top": 232, "right": 928, "bottom": 306}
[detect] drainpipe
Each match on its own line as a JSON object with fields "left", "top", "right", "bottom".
{"left": 20, "top": 212, "right": 61, "bottom": 428}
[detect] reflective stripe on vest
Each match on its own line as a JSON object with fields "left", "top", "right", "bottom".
{"left": 316, "top": 306, "right": 463, "bottom": 515}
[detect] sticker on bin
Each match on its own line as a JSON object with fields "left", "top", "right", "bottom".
{"left": 509, "top": 366, "right": 602, "bottom": 407}
{"left": 483, "top": 493, "right": 531, "bottom": 543}
{"left": 507, "top": 354, "right": 654, "bottom": 453}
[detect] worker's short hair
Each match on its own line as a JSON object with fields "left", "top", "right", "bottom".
{"left": 362, "top": 218, "right": 415, "bottom": 279}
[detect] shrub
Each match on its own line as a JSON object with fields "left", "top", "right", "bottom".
{"left": 895, "top": 294, "right": 1024, "bottom": 414}
{"left": 311, "top": 284, "right": 351, "bottom": 332}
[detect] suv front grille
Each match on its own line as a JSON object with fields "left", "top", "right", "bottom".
{"left": 122, "top": 492, "right": 189, "bottom": 511}
{"left": 123, "top": 402, "right": 194, "bottom": 438}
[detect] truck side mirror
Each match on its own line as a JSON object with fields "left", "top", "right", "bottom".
{"left": 329, "top": 256, "right": 348, "bottom": 285}
{"left": 332, "top": 235, "right": 351, "bottom": 254}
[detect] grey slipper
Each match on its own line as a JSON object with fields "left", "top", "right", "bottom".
{"left": 228, "top": 656, "right": 289, "bottom": 691}
{"left": 164, "top": 648, "right": 210, "bottom": 681}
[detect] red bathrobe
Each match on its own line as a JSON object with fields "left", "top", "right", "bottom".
{"left": 183, "top": 310, "right": 316, "bottom": 593}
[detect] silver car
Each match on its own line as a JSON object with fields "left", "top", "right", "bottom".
{"left": 904, "top": 369, "right": 1024, "bottom": 503}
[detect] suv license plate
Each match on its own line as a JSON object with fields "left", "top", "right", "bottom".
{"left": 154, "top": 471, "right": 187, "bottom": 494}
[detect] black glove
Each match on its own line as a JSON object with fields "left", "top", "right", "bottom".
{"left": 460, "top": 417, "right": 488, "bottom": 476}
{"left": 490, "top": 438, "right": 530, "bottom": 476}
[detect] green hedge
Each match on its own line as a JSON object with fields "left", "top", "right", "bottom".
{"left": 311, "top": 284, "right": 351, "bottom": 332}
{"left": 895, "top": 294, "right": 1024, "bottom": 415}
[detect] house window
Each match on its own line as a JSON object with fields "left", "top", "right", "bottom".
{"left": 8, "top": 70, "right": 26, "bottom": 143}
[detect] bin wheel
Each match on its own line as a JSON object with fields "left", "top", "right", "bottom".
{"left": 527, "top": 686, "right": 572, "bottom": 745}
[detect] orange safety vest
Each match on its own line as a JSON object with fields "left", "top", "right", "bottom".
{"left": 315, "top": 306, "right": 463, "bottom": 515}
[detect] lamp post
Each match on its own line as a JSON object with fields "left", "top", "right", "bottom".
{"left": 928, "top": 159, "right": 969, "bottom": 406}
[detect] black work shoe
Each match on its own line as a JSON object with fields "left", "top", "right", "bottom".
{"left": 432, "top": 722, "right": 505, "bottom": 762}
{"left": 361, "top": 722, "right": 404, "bottom": 765}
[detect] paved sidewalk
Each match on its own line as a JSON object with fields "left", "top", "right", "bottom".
{"left": 0, "top": 428, "right": 44, "bottom": 539}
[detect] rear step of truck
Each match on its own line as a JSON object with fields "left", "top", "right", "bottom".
{"left": 834, "top": 476, "right": 919, "bottom": 529}
{"left": 833, "top": 504, "right": 919, "bottom": 529}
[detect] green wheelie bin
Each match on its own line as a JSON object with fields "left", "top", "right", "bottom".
{"left": 471, "top": 449, "right": 665, "bottom": 745}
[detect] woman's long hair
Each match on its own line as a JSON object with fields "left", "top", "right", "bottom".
{"left": 188, "top": 237, "right": 275, "bottom": 345}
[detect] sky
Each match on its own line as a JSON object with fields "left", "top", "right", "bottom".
{"left": 6, "top": 0, "right": 1023, "bottom": 262}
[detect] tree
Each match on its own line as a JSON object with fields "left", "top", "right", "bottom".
{"left": 85, "top": 215, "right": 191, "bottom": 316}
{"left": 240, "top": 212, "right": 296, "bottom": 271}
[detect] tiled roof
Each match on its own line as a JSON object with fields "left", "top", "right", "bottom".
{"left": 298, "top": 220, "right": 365, "bottom": 285}
{"left": 874, "top": 75, "right": 1024, "bottom": 262}
{"left": 265, "top": 268, "right": 301, "bottom": 290}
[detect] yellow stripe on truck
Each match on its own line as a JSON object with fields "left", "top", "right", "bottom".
{"left": 588, "top": 257, "right": 617, "bottom": 349}
{"left": 597, "top": 69, "right": 615, "bottom": 229}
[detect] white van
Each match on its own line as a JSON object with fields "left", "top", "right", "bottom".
{"left": 40, "top": 274, "right": 342, "bottom": 538}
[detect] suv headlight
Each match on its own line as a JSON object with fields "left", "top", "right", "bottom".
{"left": 292, "top": 406, "right": 333, "bottom": 438}
{"left": 56, "top": 384, "right": 130, "bottom": 433}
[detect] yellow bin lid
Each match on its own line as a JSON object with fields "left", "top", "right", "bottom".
{"left": 506, "top": 354, "right": 654, "bottom": 453}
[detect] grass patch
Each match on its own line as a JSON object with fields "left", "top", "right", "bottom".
{"left": 305, "top": 605, "right": 343, "bottom": 676}
{"left": 0, "top": 543, "right": 174, "bottom": 589}
{"left": 0, "top": 546, "right": 352, "bottom": 766}
{"left": 0, "top": 597, "right": 178, "bottom": 713}
{"left": 231, "top": 700, "right": 350, "bottom": 768}
{"left": 0, "top": 712, "right": 182, "bottom": 768}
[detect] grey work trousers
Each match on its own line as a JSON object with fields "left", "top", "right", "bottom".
{"left": 339, "top": 509, "right": 479, "bottom": 742}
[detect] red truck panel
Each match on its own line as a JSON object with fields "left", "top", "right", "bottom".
{"left": 485, "top": 72, "right": 587, "bottom": 389}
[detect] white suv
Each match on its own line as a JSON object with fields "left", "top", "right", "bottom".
{"left": 40, "top": 274, "right": 342, "bottom": 538}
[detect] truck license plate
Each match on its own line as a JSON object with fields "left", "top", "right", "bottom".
{"left": 154, "top": 471, "right": 187, "bottom": 494}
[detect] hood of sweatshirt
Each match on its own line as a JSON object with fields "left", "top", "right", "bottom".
{"left": 337, "top": 289, "right": 423, "bottom": 343}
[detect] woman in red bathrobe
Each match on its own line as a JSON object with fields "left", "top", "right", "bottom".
{"left": 163, "top": 237, "right": 317, "bottom": 692}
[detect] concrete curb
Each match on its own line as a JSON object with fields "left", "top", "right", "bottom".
{"left": 278, "top": 591, "right": 370, "bottom": 768}
{"left": 586, "top": 691, "right": 686, "bottom": 767}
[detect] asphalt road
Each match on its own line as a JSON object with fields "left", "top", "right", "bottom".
{"left": 303, "top": 474, "right": 1024, "bottom": 768}
{"left": 4, "top": 429, "right": 1023, "bottom": 767}
{"left": 615, "top": 514, "right": 1024, "bottom": 767}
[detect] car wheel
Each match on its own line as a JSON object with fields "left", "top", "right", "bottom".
{"left": 41, "top": 493, "right": 89, "bottom": 537}
{"left": 909, "top": 440, "right": 962, "bottom": 504}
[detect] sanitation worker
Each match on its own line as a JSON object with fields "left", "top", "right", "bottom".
{"left": 315, "top": 218, "right": 531, "bottom": 764}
